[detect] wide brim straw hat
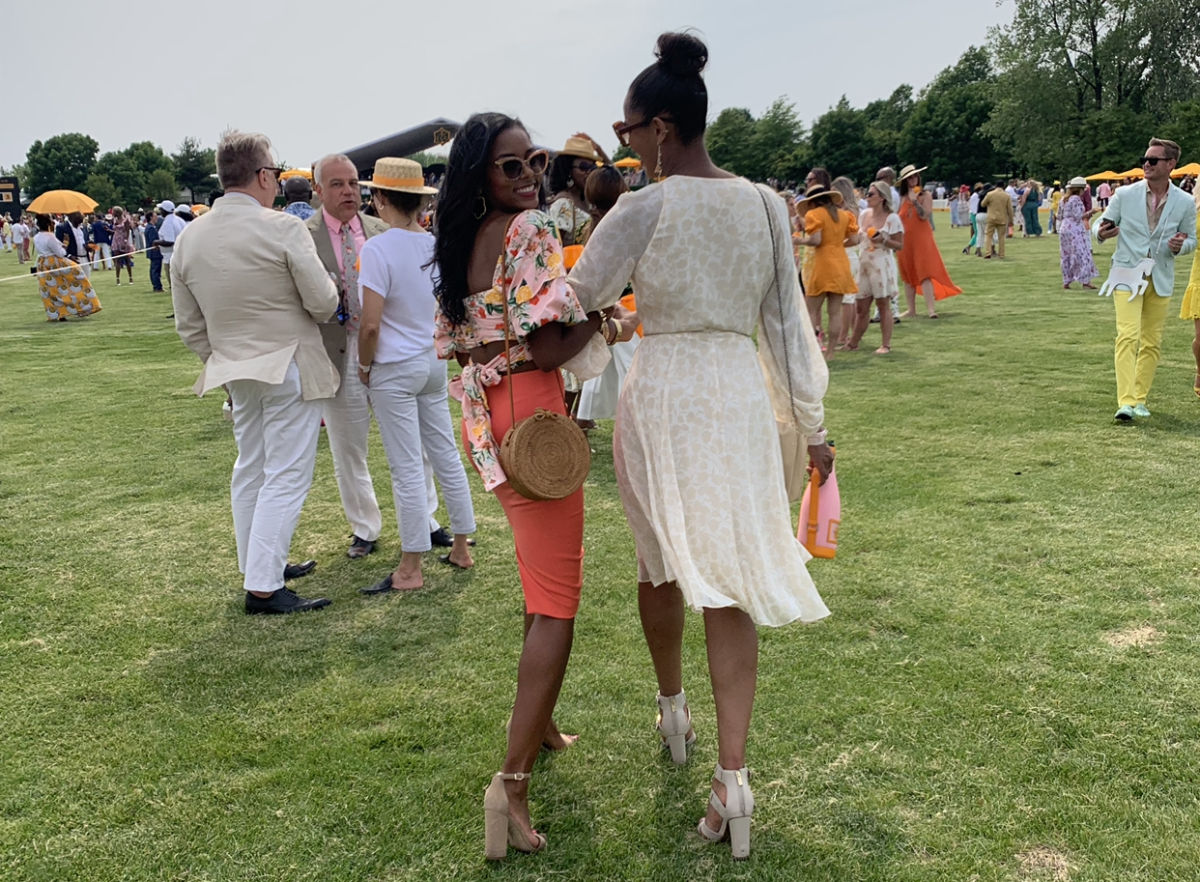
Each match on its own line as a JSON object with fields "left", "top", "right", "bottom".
{"left": 1067, "top": 176, "right": 1088, "bottom": 189}
{"left": 898, "top": 164, "right": 928, "bottom": 181}
{"left": 362, "top": 157, "right": 438, "bottom": 195}
{"left": 558, "top": 136, "right": 601, "bottom": 161}
{"left": 795, "top": 182, "right": 844, "bottom": 208}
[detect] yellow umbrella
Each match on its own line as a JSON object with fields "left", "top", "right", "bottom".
{"left": 613, "top": 156, "right": 642, "bottom": 168}
{"left": 1116, "top": 167, "right": 1145, "bottom": 179}
{"left": 27, "top": 189, "right": 100, "bottom": 214}
{"left": 1171, "top": 161, "right": 1200, "bottom": 178}
{"left": 279, "top": 168, "right": 313, "bottom": 181}
{"left": 1085, "top": 170, "right": 1121, "bottom": 181}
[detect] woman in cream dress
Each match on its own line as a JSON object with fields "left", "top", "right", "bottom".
{"left": 569, "top": 32, "right": 832, "bottom": 860}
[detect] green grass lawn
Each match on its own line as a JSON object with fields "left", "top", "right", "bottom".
{"left": 1, "top": 220, "right": 1199, "bottom": 882}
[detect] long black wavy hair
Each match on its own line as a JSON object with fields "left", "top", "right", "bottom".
{"left": 432, "top": 112, "right": 525, "bottom": 328}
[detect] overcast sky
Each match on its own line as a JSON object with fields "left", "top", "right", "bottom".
{"left": 4, "top": 0, "right": 1013, "bottom": 174}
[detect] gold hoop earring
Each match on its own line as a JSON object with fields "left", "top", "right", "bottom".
{"left": 653, "top": 147, "right": 664, "bottom": 182}
{"left": 473, "top": 194, "right": 488, "bottom": 220}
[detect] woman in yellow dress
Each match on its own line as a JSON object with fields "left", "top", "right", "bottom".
{"left": 1181, "top": 189, "right": 1200, "bottom": 397}
{"left": 794, "top": 182, "right": 859, "bottom": 358}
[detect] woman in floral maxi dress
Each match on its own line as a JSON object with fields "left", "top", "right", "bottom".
{"left": 1058, "top": 178, "right": 1097, "bottom": 290}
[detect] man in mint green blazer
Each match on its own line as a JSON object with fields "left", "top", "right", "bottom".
{"left": 1098, "top": 138, "right": 1197, "bottom": 421}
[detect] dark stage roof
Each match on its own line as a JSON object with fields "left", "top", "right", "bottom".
{"left": 343, "top": 119, "right": 460, "bottom": 174}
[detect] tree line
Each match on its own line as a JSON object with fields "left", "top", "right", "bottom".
{"left": 702, "top": 0, "right": 1200, "bottom": 187}
{"left": 1, "top": 134, "right": 217, "bottom": 209}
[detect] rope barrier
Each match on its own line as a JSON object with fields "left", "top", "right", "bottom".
{"left": 0, "top": 246, "right": 155, "bottom": 284}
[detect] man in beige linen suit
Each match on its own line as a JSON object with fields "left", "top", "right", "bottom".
{"left": 172, "top": 131, "right": 339, "bottom": 615}
{"left": 307, "top": 154, "right": 459, "bottom": 559}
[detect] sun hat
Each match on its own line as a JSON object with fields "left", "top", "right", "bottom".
{"left": 157, "top": 200, "right": 175, "bottom": 213}
{"left": 897, "top": 164, "right": 927, "bottom": 182}
{"left": 1067, "top": 176, "right": 1088, "bottom": 189}
{"left": 557, "top": 136, "right": 601, "bottom": 162}
{"left": 795, "top": 182, "right": 843, "bottom": 208}
{"left": 865, "top": 180, "right": 893, "bottom": 210}
{"left": 361, "top": 157, "right": 438, "bottom": 195}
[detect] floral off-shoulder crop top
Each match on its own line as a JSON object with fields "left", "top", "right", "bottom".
{"left": 434, "top": 209, "right": 589, "bottom": 491}
{"left": 434, "top": 209, "right": 588, "bottom": 363}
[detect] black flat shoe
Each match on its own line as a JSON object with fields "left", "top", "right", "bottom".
{"left": 346, "top": 536, "right": 376, "bottom": 559}
{"left": 245, "top": 587, "right": 331, "bottom": 615}
{"left": 438, "top": 554, "right": 472, "bottom": 570}
{"left": 283, "top": 559, "right": 317, "bottom": 581}
{"left": 430, "top": 527, "right": 475, "bottom": 548}
{"left": 360, "top": 574, "right": 395, "bottom": 595}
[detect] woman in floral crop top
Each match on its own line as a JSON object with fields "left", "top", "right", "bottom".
{"left": 432, "top": 112, "right": 635, "bottom": 861}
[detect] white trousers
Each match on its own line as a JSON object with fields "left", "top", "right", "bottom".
{"left": 229, "top": 361, "right": 324, "bottom": 593}
{"left": 578, "top": 336, "right": 638, "bottom": 420}
{"left": 324, "top": 336, "right": 441, "bottom": 542}
{"left": 96, "top": 243, "right": 113, "bottom": 269}
{"left": 368, "top": 350, "right": 476, "bottom": 552}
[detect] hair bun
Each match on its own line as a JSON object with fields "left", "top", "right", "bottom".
{"left": 655, "top": 32, "right": 707, "bottom": 78}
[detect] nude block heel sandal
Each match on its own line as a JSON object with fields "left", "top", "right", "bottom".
{"left": 483, "top": 771, "right": 546, "bottom": 861}
{"left": 655, "top": 691, "right": 695, "bottom": 764}
{"left": 697, "top": 764, "right": 755, "bottom": 860}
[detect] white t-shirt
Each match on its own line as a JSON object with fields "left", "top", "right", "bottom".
{"left": 11, "top": 222, "right": 27, "bottom": 242}
{"left": 356, "top": 228, "right": 438, "bottom": 365}
{"left": 157, "top": 213, "right": 188, "bottom": 264}
{"left": 968, "top": 192, "right": 981, "bottom": 213}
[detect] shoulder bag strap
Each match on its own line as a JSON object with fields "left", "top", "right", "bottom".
{"left": 757, "top": 186, "right": 797, "bottom": 426}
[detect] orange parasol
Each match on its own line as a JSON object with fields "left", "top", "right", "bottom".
{"left": 27, "top": 189, "right": 99, "bottom": 214}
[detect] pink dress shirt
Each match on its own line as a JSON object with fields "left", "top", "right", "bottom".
{"left": 321, "top": 208, "right": 366, "bottom": 282}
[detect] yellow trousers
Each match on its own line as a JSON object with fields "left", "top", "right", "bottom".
{"left": 1113, "top": 280, "right": 1171, "bottom": 406}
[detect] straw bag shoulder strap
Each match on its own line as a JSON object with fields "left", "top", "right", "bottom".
{"left": 756, "top": 185, "right": 798, "bottom": 425}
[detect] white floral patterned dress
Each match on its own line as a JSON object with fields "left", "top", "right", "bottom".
{"left": 569, "top": 176, "right": 830, "bottom": 627}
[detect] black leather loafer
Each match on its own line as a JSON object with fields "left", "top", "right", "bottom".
{"left": 283, "top": 559, "right": 317, "bottom": 581}
{"left": 245, "top": 588, "right": 331, "bottom": 615}
{"left": 360, "top": 574, "right": 395, "bottom": 595}
{"left": 347, "top": 536, "right": 377, "bottom": 559}
{"left": 430, "top": 527, "right": 475, "bottom": 548}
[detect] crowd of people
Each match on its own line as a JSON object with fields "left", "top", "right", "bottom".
{"left": 5, "top": 28, "right": 1199, "bottom": 866}
{"left": 160, "top": 31, "right": 832, "bottom": 863}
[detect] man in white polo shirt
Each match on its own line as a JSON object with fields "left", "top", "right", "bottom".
{"left": 156, "top": 200, "right": 187, "bottom": 286}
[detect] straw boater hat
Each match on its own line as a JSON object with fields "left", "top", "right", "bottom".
{"left": 897, "top": 164, "right": 927, "bottom": 182}
{"left": 795, "top": 182, "right": 843, "bottom": 208}
{"left": 1067, "top": 176, "right": 1088, "bottom": 190}
{"left": 361, "top": 157, "right": 438, "bottom": 195}
{"left": 557, "top": 136, "right": 602, "bottom": 162}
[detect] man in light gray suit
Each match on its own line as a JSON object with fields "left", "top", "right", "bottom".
{"left": 173, "top": 131, "right": 339, "bottom": 615}
{"left": 306, "top": 154, "right": 459, "bottom": 559}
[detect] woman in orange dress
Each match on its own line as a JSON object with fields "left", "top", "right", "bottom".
{"left": 895, "top": 164, "right": 961, "bottom": 319}
{"left": 794, "top": 182, "right": 859, "bottom": 357}
{"left": 432, "top": 112, "right": 635, "bottom": 861}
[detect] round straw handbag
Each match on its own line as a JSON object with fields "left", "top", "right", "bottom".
{"left": 500, "top": 407, "right": 591, "bottom": 500}
{"left": 497, "top": 289, "right": 591, "bottom": 501}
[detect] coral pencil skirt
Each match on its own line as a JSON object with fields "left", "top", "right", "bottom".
{"left": 463, "top": 368, "right": 583, "bottom": 619}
